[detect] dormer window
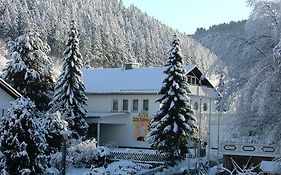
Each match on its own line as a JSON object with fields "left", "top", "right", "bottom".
{"left": 187, "top": 75, "right": 198, "bottom": 85}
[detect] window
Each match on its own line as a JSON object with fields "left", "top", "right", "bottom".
{"left": 203, "top": 103, "right": 208, "bottom": 111}
{"left": 122, "top": 99, "right": 128, "bottom": 111}
{"left": 193, "top": 102, "right": 198, "bottom": 110}
{"left": 187, "top": 75, "right": 198, "bottom": 85}
{"left": 143, "top": 99, "right": 149, "bottom": 111}
{"left": 132, "top": 99, "right": 139, "bottom": 111}
{"left": 112, "top": 99, "right": 118, "bottom": 111}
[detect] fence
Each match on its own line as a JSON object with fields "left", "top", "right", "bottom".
{"left": 109, "top": 149, "right": 167, "bottom": 163}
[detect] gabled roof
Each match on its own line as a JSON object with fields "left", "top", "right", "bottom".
{"left": 83, "top": 65, "right": 213, "bottom": 94}
{"left": 0, "top": 78, "right": 22, "bottom": 99}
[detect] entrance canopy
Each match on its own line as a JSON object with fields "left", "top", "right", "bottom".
{"left": 86, "top": 112, "right": 129, "bottom": 124}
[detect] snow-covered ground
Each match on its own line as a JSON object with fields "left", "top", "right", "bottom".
{"left": 67, "top": 168, "right": 89, "bottom": 175}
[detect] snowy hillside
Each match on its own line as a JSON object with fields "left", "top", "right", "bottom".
{"left": 193, "top": 0, "right": 281, "bottom": 143}
{"left": 0, "top": 0, "right": 215, "bottom": 71}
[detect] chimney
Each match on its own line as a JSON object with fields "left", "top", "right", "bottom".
{"left": 124, "top": 58, "right": 140, "bottom": 70}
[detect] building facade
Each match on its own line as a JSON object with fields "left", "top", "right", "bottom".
{"left": 83, "top": 64, "right": 219, "bottom": 148}
{"left": 0, "top": 78, "right": 21, "bottom": 118}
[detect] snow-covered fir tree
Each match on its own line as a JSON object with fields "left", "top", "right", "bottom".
{"left": 50, "top": 20, "right": 88, "bottom": 138}
{"left": 0, "top": 97, "right": 47, "bottom": 175}
{"left": 147, "top": 36, "right": 197, "bottom": 164}
{"left": 1, "top": 28, "right": 54, "bottom": 112}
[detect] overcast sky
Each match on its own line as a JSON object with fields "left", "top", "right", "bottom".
{"left": 122, "top": 0, "right": 252, "bottom": 34}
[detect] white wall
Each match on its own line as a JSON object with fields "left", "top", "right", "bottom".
{"left": 0, "top": 88, "right": 15, "bottom": 119}
{"left": 86, "top": 84, "right": 220, "bottom": 148}
{"left": 86, "top": 93, "right": 159, "bottom": 148}
{"left": 0, "top": 88, "right": 15, "bottom": 109}
{"left": 86, "top": 94, "right": 159, "bottom": 114}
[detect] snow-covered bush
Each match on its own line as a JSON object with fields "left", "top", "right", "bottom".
{"left": 85, "top": 160, "right": 152, "bottom": 175}
{"left": 68, "top": 139, "right": 109, "bottom": 167}
{"left": 44, "top": 111, "right": 68, "bottom": 155}
{"left": 44, "top": 167, "right": 60, "bottom": 175}
{"left": 156, "top": 158, "right": 207, "bottom": 175}
{"left": 0, "top": 98, "right": 48, "bottom": 174}
{"left": 50, "top": 138, "right": 109, "bottom": 169}
{"left": 0, "top": 151, "right": 6, "bottom": 173}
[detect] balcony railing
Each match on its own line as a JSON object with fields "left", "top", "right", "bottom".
{"left": 220, "top": 142, "right": 280, "bottom": 157}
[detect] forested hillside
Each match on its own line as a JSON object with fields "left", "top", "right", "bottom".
{"left": 0, "top": 0, "right": 215, "bottom": 70}
{"left": 1, "top": 0, "right": 280, "bottom": 143}
{"left": 194, "top": 0, "right": 281, "bottom": 143}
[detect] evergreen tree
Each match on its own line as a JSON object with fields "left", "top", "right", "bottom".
{"left": 0, "top": 98, "right": 47, "bottom": 175}
{"left": 1, "top": 29, "right": 54, "bottom": 111}
{"left": 50, "top": 20, "right": 88, "bottom": 138}
{"left": 147, "top": 36, "right": 197, "bottom": 164}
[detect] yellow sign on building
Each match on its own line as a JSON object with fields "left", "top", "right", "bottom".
{"left": 133, "top": 113, "right": 151, "bottom": 141}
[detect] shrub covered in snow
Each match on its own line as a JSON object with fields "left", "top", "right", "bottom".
{"left": 50, "top": 138, "right": 109, "bottom": 169}
{"left": 44, "top": 167, "right": 60, "bottom": 175}
{"left": 85, "top": 160, "right": 152, "bottom": 175}
{"left": 0, "top": 151, "right": 6, "bottom": 173}
{"left": 0, "top": 98, "right": 48, "bottom": 174}
{"left": 44, "top": 112, "right": 68, "bottom": 155}
{"left": 155, "top": 158, "right": 207, "bottom": 175}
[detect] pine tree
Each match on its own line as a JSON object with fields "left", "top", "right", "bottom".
{"left": 1, "top": 29, "right": 54, "bottom": 112}
{"left": 0, "top": 98, "right": 47, "bottom": 175}
{"left": 147, "top": 36, "right": 197, "bottom": 164}
{"left": 50, "top": 20, "right": 88, "bottom": 138}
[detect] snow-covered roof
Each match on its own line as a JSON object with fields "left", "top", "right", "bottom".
{"left": 86, "top": 112, "right": 128, "bottom": 118}
{"left": 83, "top": 65, "right": 196, "bottom": 94}
{"left": 0, "top": 78, "right": 22, "bottom": 99}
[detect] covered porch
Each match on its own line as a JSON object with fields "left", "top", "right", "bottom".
{"left": 86, "top": 112, "right": 129, "bottom": 146}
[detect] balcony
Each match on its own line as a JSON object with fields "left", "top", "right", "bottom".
{"left": 220, "top": 142, "right": 280, "bottom": 158}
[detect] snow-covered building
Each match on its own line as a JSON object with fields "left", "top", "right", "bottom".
{"left": 0, "top": 78, "right": 21, "bottom": 118}
{"left": 83, "top": 64, "right": 219, "bottom": 148}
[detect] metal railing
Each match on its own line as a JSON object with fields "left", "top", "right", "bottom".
{"left": 220, "top": 142, "right": 280, "bottom": 157}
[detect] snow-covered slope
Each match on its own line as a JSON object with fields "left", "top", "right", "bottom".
{"left": 0, "top": 0, "right": 215, "bottom": 71}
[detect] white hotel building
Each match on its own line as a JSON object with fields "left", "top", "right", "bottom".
{"left": 82, "top": 63, "right": 219, "bottom": 149}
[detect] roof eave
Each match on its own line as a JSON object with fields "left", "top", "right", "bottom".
{"left": 0, "top": 78, "right": 22, "bottom": 99}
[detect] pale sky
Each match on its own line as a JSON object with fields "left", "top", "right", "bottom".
{"left": 122, "top": 0, "right": 252, "bottom": 34}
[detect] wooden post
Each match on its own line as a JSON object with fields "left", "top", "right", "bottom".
{"left": 97, "top": 121, "right": 100, "bottom": 146}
